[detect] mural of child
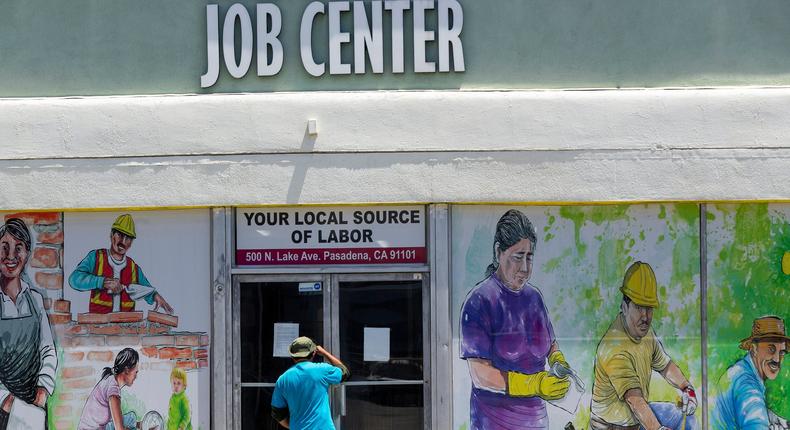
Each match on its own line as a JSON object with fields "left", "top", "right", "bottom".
{"left": 0, "top": 218, "right": 57, "bottom": 430}
{"left": 68, "top": 214, "right": 174, "bottom": 314}
{"left": 78, "top": 348, "right": 141, "bottom": 430}
{"left": 167, "top": 367, "right": 192, "bottom": 430}
{"left": 459, "top": 209, "right": 571, "bottom": 429}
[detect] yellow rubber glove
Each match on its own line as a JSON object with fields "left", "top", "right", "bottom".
{"left": 548, "top": 350, "right": 569, "bottom": 369}
{"left": 507, "top": 371, "right": 571, "bottom": 400}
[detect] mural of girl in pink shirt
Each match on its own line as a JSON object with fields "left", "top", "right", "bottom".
{"left": 78, "top": 348, "right": 140, "bottom": 430}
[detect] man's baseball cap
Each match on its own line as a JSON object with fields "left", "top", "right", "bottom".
{"left": 289, "top": 336, "right": 316, "bottom": 358}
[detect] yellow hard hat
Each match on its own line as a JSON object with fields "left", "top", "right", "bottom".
{"left": 782, "top": 251, "right": 790, "bottom": 275}
{"left": 111, "top": 214, "right": 136, "bottom": 238}
{"left": 620, "top": 261, "right": 659, "bottom": 308}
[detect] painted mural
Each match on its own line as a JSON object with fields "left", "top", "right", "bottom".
{"left": 707, "top": 204, "right": 790, "bottom": 430}
{"left": 452, "top": 205, "right": 702, "bottom": 430}
{"left": 0, "top": 210, "right": 210, "bottom": 430}
{"left": 0, "top": 216, "right": 56, "bottom": 428}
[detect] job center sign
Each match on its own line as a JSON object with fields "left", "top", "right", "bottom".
{"left": 236, "top": 206, "right": 426, "bottom": 265}
{"left": 201, "top": 0, "right": 465, "bottom": 87}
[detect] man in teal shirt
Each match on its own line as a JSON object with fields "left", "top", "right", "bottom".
{"left": 712, "top": 316, "right": 789, "bottom": 430}
{"left": 271, "top": 337, "right": 349, "bottom": 430}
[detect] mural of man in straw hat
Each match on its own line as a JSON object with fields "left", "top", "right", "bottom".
{"left": 712, "top": 315, "right": 790, "bottom": 430}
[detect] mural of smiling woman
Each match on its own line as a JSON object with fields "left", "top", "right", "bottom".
{"left": 0, "top": 218, "right": 57, "bottom": 429}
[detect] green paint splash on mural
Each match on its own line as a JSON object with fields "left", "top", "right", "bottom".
{"left": 454, "top": 204, "right": 702, "bottom": 429}
{"left": 544, "top": 204, "right": 701, "bottom": 425}
{"left": 47, "top": 350, "right": 66, "bottom": 429}
{"left": 708, "top": 203, "right": 790, "bottom": 417}
{"left": 558, "top": 205, "right": 631, "bottom": 259}
{"left": 558, "top": 207, "right": 588, "bottom": 257}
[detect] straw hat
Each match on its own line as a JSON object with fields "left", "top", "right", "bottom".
{"left": 739, "top": 316, "right": 790, "bottom": 350}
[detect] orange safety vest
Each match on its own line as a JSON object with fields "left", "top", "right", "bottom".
{"left": 88, "top": 249, "right": 139, "bottom": 314}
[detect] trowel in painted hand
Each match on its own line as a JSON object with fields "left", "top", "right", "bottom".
{"left": 546, "top": 361, "right": 585, "bottom": 414}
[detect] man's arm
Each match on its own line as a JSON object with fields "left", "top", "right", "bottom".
{"left": 624, "top": 388, "right": 663, "bottom": 430}
{"left": 659, "top": 361, "right": 691, "bottom": 390}
{"left": 733, "top": 377, "right": 771, "bottom": 429}
{"left": 271, "top": 406, "right": 289, "bottom": 428}
{"left": 126, "top": 266, "right": 174, "bottom": 314}
{"left": 659, "top": 361, "right": 697, "bottom": 415}
{"left": 68, "top": 251, "right": 104, "bottom": 291}
{"left": 316, "top": 345, "right": 350, "bottom": 381}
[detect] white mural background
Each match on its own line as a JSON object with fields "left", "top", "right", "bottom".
{"left": 63, "top": 209, "right": 211, "bottom": 429}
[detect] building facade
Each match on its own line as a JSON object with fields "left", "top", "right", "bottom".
{"left": 2, "top": 1, "right": 790, "bottom": 429}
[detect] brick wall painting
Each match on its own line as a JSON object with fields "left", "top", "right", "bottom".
{"left": 0, "top": 212, "right": 63, "bottom": 428}
{"left": 53, "top": 209, "right": 211, "bottom": 430}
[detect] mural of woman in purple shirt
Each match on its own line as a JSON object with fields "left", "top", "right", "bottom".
{"left": 460, "top": 209, "right": 570, "bottom": 430}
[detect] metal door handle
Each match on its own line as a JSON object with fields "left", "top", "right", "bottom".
{"left": 339, "top": 384, "right": 347, "bottom": 416}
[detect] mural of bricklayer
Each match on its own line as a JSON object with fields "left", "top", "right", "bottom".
{"left": 49, "top": 308, "right": 208, "bottom": 430}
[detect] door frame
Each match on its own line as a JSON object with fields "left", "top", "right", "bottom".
{"left": 231, "top": 271, "right": 432, "bottom": 430}
{"left": 222, "top": 203, "right": 449, "bottom": 430}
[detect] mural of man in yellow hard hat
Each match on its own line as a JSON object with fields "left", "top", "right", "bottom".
{"left": 68, "top": 214, "right": 174, "bottom": 314}
{"left": 590, "top": 261, "right": 696, "bottom": 430}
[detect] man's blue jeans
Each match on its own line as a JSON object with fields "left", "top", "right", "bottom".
{"left": 642, "top": 402, "right": 696, "bottom": 430}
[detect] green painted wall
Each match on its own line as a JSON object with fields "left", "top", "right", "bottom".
{"left": 2, "top": 0, "right": 790, "bottom": 97}
{"left": 707, "top": 204, "right": 790, "bottom": 419}
{"left": 451, "top": 204, "right": 701, "bottom": 429}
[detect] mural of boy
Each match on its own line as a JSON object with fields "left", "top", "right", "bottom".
{"left": 68, "top": 214, "right": 173, "bottom": 314}
{"left": 167, "top": 367, "right": 192, "bottom": 430}
{"left": 590, "top": 261, "right": 697, "bottom": 430}
{"left": 711, "top": 316, "right": 789, "bottom": 430}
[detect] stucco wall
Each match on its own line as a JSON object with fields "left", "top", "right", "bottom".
{"left": 1, "top": 88, "right": 789, "bottom": 209}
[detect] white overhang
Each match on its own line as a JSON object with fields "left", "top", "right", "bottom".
{"left": 1, "top": 88, "right": 789, "bottom": 209}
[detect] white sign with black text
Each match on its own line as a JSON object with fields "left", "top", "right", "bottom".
{"left": 236, "top": 206, "right": 426, "bottom": 265}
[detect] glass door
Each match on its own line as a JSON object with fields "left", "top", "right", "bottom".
{"left": 234, "top": 275, "right": 329, "bottom": 430}
{"left": 332, "top": 273, "right": 429, "bottom": 430}
{"left": 234, "top": 273, "right": 429, "bottom": 430}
